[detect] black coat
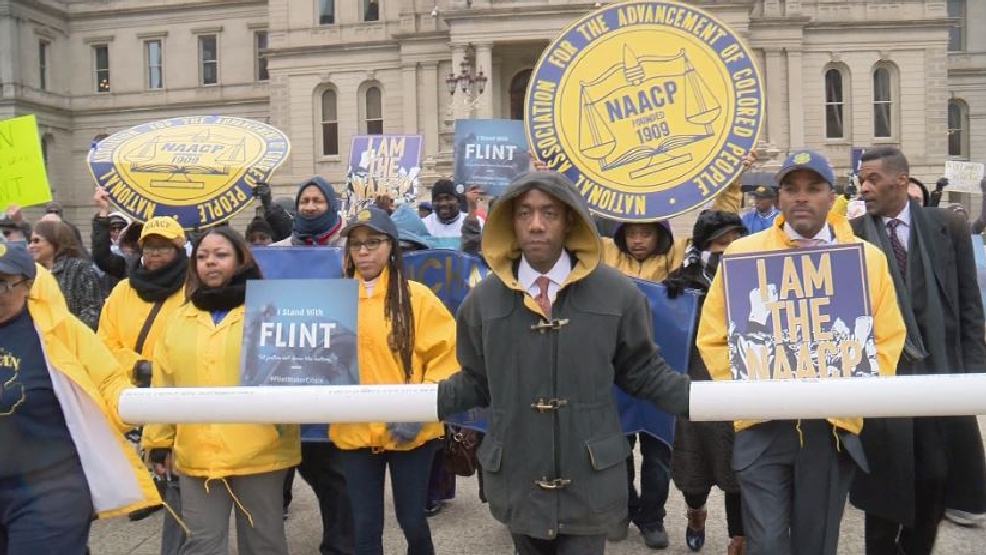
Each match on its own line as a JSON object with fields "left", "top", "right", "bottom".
{"left": 849, "top": 202, "right": 986, "bottom": 524}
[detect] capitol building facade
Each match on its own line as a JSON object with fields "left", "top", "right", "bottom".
{"left": 1, "top": 0, "right": 983, "bottom": 227}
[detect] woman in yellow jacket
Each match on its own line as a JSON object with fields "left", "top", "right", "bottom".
{"left": 142, "top": 228, "right": 300, "bottom": 555}
{"left": 0, "top": 243, "right": 160, "bottom": 553}
{"left": 98, "top": 216, "right": 188, "bottom": 384}
{"left": 330, "top": 207, "right": 458, "bottom": 555}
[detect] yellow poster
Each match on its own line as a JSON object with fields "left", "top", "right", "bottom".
{"left": 0, "top": 114, "right": 53, "bottom": 208}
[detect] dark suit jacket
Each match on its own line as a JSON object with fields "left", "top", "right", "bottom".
{"left": 849, "top": 201, "right": 986, "bottom": 524}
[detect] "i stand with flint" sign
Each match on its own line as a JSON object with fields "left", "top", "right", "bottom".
{"left": 526, "top": 0, "right": 763, "bottom": 221}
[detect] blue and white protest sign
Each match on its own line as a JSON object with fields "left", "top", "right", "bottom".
{"left": 454, "top": 119, "right": 530, "bottom": 198}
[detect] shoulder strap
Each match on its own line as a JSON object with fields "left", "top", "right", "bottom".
{"left": 134, "top": 301, "right": 166, "bottom": 355}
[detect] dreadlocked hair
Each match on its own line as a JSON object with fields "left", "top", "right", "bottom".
{"left": 345, "top": 239, "right": 416, "bottom": 383}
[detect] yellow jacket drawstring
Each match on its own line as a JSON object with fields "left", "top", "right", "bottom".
{"left": 831, "top": 426, "right": 842, "bottom": 452}
{"left": 161, "top": 499, "right": 191, "bottom": 536}
{"left": 204, "top": 477, "right": 256, "bottom": 528}
{"left": 795, "top": 420, "right": 804, "bottom": 448}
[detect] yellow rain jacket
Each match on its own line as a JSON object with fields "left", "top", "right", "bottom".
{"left": 98, "top": 279, "right": 186, "bottom": 375}
{"left": 330, "top": 267, "right": 459, "bottom": 451}
{"left": 600, "top": 181, "right": 744, "bottom": 281}
{"left": 31, "top": 263, "right": 67, "bottom": 309}
{"left": 26, "top": 292, "right": 161, "bottom": 518}
{"left": 142, "top": 303, "right": 301, "bottom": 478}
{"left": 696, "top": 211, "right": 907, "bottom": 435}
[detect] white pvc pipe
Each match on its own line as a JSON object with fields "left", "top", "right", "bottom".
{"left": 118, "top": 384, "right": 439, "bottom": 424}
{"left": 117, "top": 375, "right": 986, "bottom": 425}
{"left": 688, "top": 374, "right": 986, "bottom": 421}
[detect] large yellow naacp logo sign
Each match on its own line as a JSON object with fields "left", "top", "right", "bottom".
{"left": 88, "top": 116, "right": 290, "bottom": 229}
{"left": 526, "top": 1, "right": 763, "bottom": 221}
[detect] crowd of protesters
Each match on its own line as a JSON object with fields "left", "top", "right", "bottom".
{"left": 1, "top": 145, "right": 985, "bottom": 555}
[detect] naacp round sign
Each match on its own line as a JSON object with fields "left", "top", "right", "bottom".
{"left": 88, "top": 116, "right": 291, "bottom": 229}
{"left": 526, "top": 0, "right": 763, "bottom": 222}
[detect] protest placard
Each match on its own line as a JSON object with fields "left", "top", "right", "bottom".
{"left": 0, "top": 114, "right": 52, "bottom": 207}
{"left": 944, "top": 160, "right": 985, "bottom": 193}
{"left": 453, "top": 119, "right": 530, "bottom": 198}
{"left": 721, "top": 243, "right": 878, "bottom": 380}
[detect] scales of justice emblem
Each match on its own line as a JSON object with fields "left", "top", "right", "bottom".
{"left": 578, "top": 45, "right": 722, "bottom": 182}
{"left": 123, "top": 128, "right": 249, "bottom": 192}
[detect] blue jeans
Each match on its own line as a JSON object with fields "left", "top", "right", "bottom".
{"left": 0, "top": 457, "right": 94, "bottom": 555}
{"left": 337, "top": 440, "right": 439, "bottom": 555}
{"left": 626, "top": 433, "right": 671, "bottom": 532}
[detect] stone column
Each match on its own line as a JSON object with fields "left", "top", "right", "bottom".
{"left": 402, "top": 62, "right": 419, "bottom": 134}
{"left": 786, "top": 48, "right": 804, "bottom": 148}
{"left": 474, "top": 43, "right": 494, "bottom": 118}
{"left": 764, "top": 47, "right": 784, "bottom": 148}
{"left": 421, "top": 62, "right": 440, "bottom": 157}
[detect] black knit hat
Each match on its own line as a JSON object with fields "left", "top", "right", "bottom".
{"left": 246, "top": 217, "right": 273, "bottom": 237}
{"left": 692, "top": 210, "right": 748, "bottom": 251}
{"left": 432, "top": 179, "right": 457, "bottom": 200}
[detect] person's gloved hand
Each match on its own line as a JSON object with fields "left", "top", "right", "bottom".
{"left": 935, "top": 177, "right": 949, "bottom": 192}
{"left": 664, "top": 277, "right": 687, "bottom": 299}
{"left": 386, "top": 422, "right": 422, "bottom": 445}
{"left": 254, "top": 183, "right": 273, "bottom": 210}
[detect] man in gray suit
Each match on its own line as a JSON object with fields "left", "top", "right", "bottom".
{"left": 850, "top": 146, "right": 986, "bottom": 554}
{"left": 698, "top": 149, "right": 907, "bottom": 555}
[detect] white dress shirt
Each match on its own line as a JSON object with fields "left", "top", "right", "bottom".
{"left": 783, "top": 222, "right": 835, "bottom": 245}
{"left": 518, "top": 251, "right": 573, "bottom": 306}
{"left": 881, "top": 201, "right": 912, "bottom": 251}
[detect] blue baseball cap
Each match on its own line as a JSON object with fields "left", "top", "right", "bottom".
{"left": 0, "top": 243, "right": 37, "bottom": 280}
{"left": 775, "top": 149, "right": 835, "bottom": 188}
{"left": 343, "top": 206, "right": 399, "bottom": 241}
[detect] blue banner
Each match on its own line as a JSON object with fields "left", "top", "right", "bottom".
{"left": 251, "top": 247, "right": 699, "bottom": 445}
{"left": 850, "top": 147, "right": 867, "bottom": 177}
{"left": 721, "top": 244, "right": 877, "bottom": 380}
{"left": 453, "top": 119, "right": 530, "bottom": 198}
{"left": 971, "top": 235, "right": 986, "bottom": 312}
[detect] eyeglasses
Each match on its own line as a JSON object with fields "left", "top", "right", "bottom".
{"left": 1, "top": 229, "right": 11, "bottom": 237}
{"left": 142, "top": 245, "right": 175, "bottom": 255}
{"left": 347, "top": 237, "right": 386, "bottom": 252}
{"left": 110, "top": 225, "right": 127, "bottom": 232}
{"left": 0, "top": 280, "right": 28, "bottom": 295}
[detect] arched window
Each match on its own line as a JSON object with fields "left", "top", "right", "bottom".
{"left": 510, "top": 69, "right": 532, "bottom": 121}
{"left": 824, "top": 67, "right": 847, "bottom": 139}
{"left": 364, "top": 85, "right": 383, "bottom": 135}
{"left": 321, "top": 89, "right": 338, "bottom": 155}
{"left": 872, "top": 65, "right": 895, "bottom": 139}
{"left": 40, "top": 136, "right": 49, "bottom": 166}
{"left": 948, "top": 99, "right": 969, "bottom": 158}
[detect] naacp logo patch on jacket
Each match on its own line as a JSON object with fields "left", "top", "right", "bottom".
{"left": 526, "top": 0, "right": 763, "bottom": 222}
{"left": 88, "top": 116, "right": 291, "bottom": 229}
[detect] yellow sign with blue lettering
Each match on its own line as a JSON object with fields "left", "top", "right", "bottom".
{"left": 88, "top": 116, "right": 290, "bottom": 229}
{"left": 526, "top": 0, "right": 763, "bottom": 222}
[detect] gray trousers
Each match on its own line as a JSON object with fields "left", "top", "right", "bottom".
{"left": 178, "top": 469, "right": 288, "bottom": 555}
{"left": 161, "top": 477, "right": 186, "bottom": 555}
{"left": 734, "top": 420, "right": 857, "bottom": 555}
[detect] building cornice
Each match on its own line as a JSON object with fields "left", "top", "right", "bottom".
{"left": 266, "top": 41, "right": 398, "bottom": 58}
{"left": 64, "top": 0, "right": 265, "bottom": 21}
{"left": 391, "top": 30, "right": 449, "bottom": 42}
